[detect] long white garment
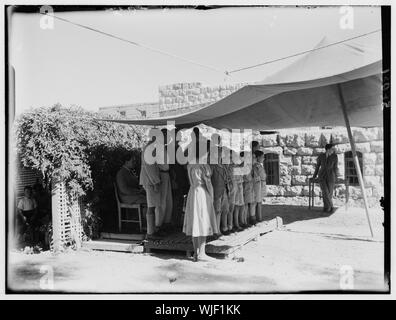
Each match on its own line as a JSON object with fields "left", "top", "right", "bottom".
{"left": 183, "top": 164, "right": 218, "bottom": 237}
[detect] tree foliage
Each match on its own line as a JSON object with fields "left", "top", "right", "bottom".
{"left": 16, "top": 104, "right": 146, "bottom": 237}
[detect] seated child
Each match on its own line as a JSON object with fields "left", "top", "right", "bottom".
{"left": 17, "top": 186, "right": 38, "bottom": 243}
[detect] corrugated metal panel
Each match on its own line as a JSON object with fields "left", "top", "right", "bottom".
{"left": 15, "top": 161, "right": 43, "bottom": 198}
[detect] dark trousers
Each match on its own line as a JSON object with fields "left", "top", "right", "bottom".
{"left": 319, "top": 178, "right": 335, "bottom": 210}
{"left": 17, "top": 210, "right": 39, "bottom": 243}
{"left": 172, "top": 190, "right": 185, "bottom": 228}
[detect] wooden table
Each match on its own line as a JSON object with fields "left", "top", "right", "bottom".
{"left": 308, "top": 178, "right": 349, "bottom": 210}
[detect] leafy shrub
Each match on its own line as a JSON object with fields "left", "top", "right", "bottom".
{"left": 16, "top": 104, "right": 146, "bottom": 239}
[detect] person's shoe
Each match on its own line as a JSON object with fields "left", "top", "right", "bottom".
{"left": 222, "top": 230, "right": 231, "bottom": 236}
{"left": 323, "top": 207, "right": 329, "bottom": 212}
{"left": 328, "top": 207, "right": 336, "bottom": 213}
{"left": 163, "top": 224, "right": 175, "bottom": 232}
{"left": 210, "top": 234, "right": 220, "bottom": 240}
{"left": 155, "top": 228, "right": 169, "bottom": 237}
{"left": 145, "top": 233, "right": 162, "bottom": 240}
{"left": 216, "top": 231, "right": 223, "bottom": 237}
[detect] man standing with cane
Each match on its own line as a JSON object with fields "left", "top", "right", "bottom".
{"left": 312, "top": 143, "right": 339, "bottom": 213}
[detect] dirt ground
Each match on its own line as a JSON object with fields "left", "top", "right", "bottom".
{"left": 7, "top": 205, "right": 387, "bottom": 293}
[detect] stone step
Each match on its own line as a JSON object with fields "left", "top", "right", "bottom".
{"left": 100, "top": 232, "right": 145, "bottom": 241}
{"left": 82, "top": 239, "right": 144, "bottom": 253}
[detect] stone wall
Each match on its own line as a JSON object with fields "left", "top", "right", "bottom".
{"left": 258, "top": 127, "right": 384, "bottom": 207}
{"left": 159, "top": 82, "right": 248, "bottom": 116}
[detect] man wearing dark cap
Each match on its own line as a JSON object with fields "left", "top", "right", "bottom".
{"left": 312, "top": 143, "right": 339, "bottom": 213}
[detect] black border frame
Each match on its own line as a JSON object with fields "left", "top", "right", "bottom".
{"left": 4, "top": 4, "right": 391, "bottom": 295}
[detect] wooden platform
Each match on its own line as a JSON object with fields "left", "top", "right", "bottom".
{"left": 83, "top": 217, "right": 282, "bottom": 258}
{"left": 145, "top": 217, "right": 282, "bottom": 258}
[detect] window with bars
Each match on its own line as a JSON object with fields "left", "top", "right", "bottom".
{"left": 344, "top": 151, "right": 363, "bottom": 186}
{"left": 264, "top": 153, "right": 280, "bottom": 185}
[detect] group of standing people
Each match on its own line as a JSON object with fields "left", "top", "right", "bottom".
{"left": 184, "top": 139, "right": 267, "bottom": 261}
{"left": 116, "top": 128, "right": 339, "bottom": 262}
{"left": 135, "top": 127, "right": 267, "bottom": 262}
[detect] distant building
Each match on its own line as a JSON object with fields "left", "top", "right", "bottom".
{"left": 99, "top": 102, "right": 159, "bottom": 119}
{"left": 98, "top": 82, "right": 249, "bottom": 118}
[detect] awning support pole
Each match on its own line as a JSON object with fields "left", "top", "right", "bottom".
{"left": 337, "top": 84, "right": 374, "bottom": 237}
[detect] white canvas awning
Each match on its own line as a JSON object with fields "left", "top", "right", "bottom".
{"left": 103, "top": 32, "right": 382, "bottom": 130}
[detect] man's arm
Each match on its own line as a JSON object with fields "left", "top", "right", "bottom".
{"left": 333, "top": 154, "right": 340, "bottom": 179}
{"left": 145, "top": 164, "right": 161, "bottom": 186}
{"left": 32, "top": 199, "right": 38, "bottom": 218}
{"left": 203, "top": 168, "right": 214, "bottom": 200}
{"left": 312, "top": 155, "right": 321, "bottom": 179}
{"left": 141, "top": 162, "right": 161, "bottom": 193}
{"left": 17, "top": 200, "right": 27, "bottom": 222}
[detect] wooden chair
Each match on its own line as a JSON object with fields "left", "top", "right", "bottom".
{"left": 113, "top": 182, "right": 145, "bottom": 232}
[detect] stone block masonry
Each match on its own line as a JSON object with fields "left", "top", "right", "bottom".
{"left": 159, "top": 82, "right": 249, "bottom": 116}
{"left": 258, "top": 127, "right": 384, "bottom": 208}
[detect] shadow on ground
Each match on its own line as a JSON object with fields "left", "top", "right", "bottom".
{"left": 261, "top": 204, "right": 335, "bottom": 225}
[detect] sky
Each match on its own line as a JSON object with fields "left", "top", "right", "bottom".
{"left": 9, "top": 6, "right": 381, "bottom": 114}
